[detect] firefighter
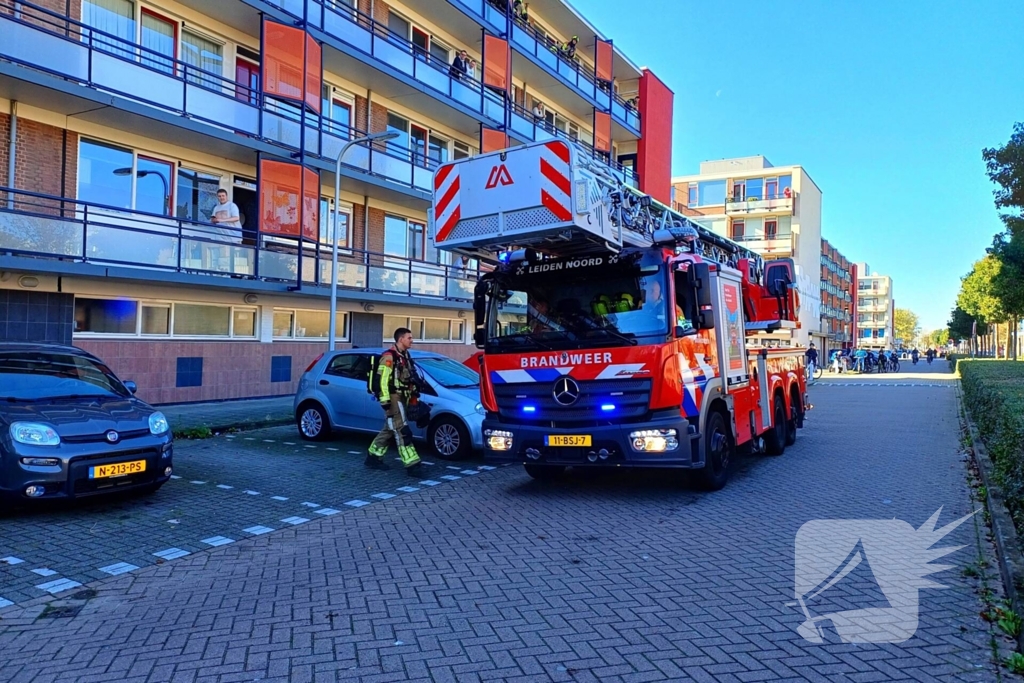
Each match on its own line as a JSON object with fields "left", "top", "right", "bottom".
{"left": 366, "top": 327, "right": 424, "bottom": 477}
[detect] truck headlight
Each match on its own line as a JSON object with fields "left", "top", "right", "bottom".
{"left": 10, "top": 423, "right": 60, "bottom": 447}
{"left": 629, "top": 429, "right": 678, "bottom": 452}
{"left": 484, "top": 429, "right": 513, "bottom": 451}
{"left": 149, "top": 412, "right": 170, "bottom": 435}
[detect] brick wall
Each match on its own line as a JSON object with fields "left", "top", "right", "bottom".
{"left": 0, "top": 113, "right": 77, "bottom": 202}
{"left": 358, "top": 0, "right": 389, "bottom": 24}
{"left": 366, "top": 207, "right": 385, "bottom": 254}
{"left": 1, "top": 0, "right": 81, "bottom": 28}
{"left": 75, "top": 339, "right": 473, "bottom": 405}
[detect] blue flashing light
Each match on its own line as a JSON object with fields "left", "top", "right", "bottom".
{"left": 523, "top": 405, "right": 537, "bottom": 413}
{"left": 601, "top": 404, "right": 616, "bottom": 412}
{"left": 498, "top": 251, "right": 511, "bottom": 263}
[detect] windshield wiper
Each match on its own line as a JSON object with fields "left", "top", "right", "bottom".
{"left": 584, "top": 327, "right": 639, "bottom": 346}
{"left": 491, "top": 333, "right": 556, "bottom": 350}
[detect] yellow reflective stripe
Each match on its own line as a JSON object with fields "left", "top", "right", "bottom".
{"left": 378, "top": 361, "right": 392, "bottom": 403}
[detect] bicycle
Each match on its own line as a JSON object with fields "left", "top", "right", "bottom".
{"left": 890, "top": 357, "right": 901, "bottom": 372}
{"left": 806, "top": 362, "right": 822, "bottom": 384}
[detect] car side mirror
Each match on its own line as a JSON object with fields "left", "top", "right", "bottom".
{"left": 123, "top": 380, "right": 137, "bottom": 394}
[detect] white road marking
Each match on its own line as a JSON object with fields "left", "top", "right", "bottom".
{"left": 396, "top": 486, "right": 420, "bottom": 493}
{"left": 301, "top": 502, "right": 320, "bottom": 508}
{"left": 243, "top": 526, "right": 274, "bottom": 535}
{"left": 99, "top": 562, "right": 138, "bottom": 576}
{"left": 327, "top": 448, "right": 339, "bottom": 451}
{"left": 344, "top": 500, "right": 370, "bottom": 508}
{"left": 31, "top": 568, "right": 56, "bottom": 577}
{"left": 153, "top": 548, "right": 190, "bottom": 560}
{"left": 315, "top": 508, "right": 341, "bottom": 515}
{"left": 170, "top": 475, "right": 182, "bottom": 479}
{"left": 36, "top": 578, "right": 81, "bottom": 594}
{"left": 217, "top": 484, "right": 234, "bottom": 490}
{"left": 348, "top": 451, "right": 361, "bottom": 455}
{"left": 200, "top": 536, "right": 234, "bottom": 547}
{"left": 1, "top": 557, "right": 24, "bottom": 566}
{"left": 0, "top": 598, "right": 14, "bottom": 609}
{"left": 478, "top": 466, "right": 496, "bottom": 471}
{"left": 421, "top": 461, "right": 435, "bottom": 466}
{"left": 419, "top": 480, "right": 441, "bottom": 486}
{"left": 460, "top": 470, "right": 479, "bottom": 475}
{"left": 190, "top": 481, "right": 206, "bottom": 485}
{"left": 263, "top": 439, "right": 275, "bottom": 443}
{"left": 371, "top": 493, "right": 396, "bottom": 500}
{"left": 440, "top": 475, "right": 461, "bottom": 481}
{"left": 283, "top": 442, "right": 296, "bottom": 446}
{"left": 280, "top": 516, "right": 309, "bottom": 525}
{"left": 243, "top": 490, "right": 260, "bottom": 496}
{"left": 304, "top": 445, "right": 316, "bottom": 449}
{"left": 446, "top": 466, "right": 462, "bottom": 470}
{"left": 271, "top": 496, "right": 289, "bottom": 501}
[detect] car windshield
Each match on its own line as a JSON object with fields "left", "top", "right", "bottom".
{"left": 487, "top": 265, "right": 669, "bottom": 351}
{"left": 416, "top": 357, "right": 479, "bottom": 389}
{"left": 0, "top": 351, "right": 130, "bottom": 401}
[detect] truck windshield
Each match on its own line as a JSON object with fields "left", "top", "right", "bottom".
{"left": 487, "top": 266, "right": 669, "bottom": 350}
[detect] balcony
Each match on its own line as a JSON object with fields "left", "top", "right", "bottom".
{"left": 0, "top": 1, "right": 438, "bottom": 202}
{"left": 730, "top": 230, "right": 793, "bottom": 255}
{"left": 724, "top": 195, "right": 794, "bottom": 216}
{"left": 0, "top": 187, "right": 479, "bottom": 302}
{"left": 445, "top": 0, "right": 641, "bottom": 136}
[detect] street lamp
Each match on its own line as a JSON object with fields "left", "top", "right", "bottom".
{"left": 113, "top": 167, "right": 169, "bottom": 214}
{"left": 329, "top": 130, "right": 400, "bottom": 351}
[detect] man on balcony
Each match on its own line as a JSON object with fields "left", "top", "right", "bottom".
{"left": 449, "top": 50, "right": 470, "bottom": 81}
{"left": 207, "top": 188, "right": 242, "bottom": 271}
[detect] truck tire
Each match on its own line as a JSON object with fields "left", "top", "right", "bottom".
{"left": 763, "top": 393, "right": 787, "bottom": 456}
{"left": 524, "top": 464, "right": 566, "bottom": 480}
{"left": 785, "top": 392, "right": 800, "bottom": 447}
{"left": 696, "top": 411, "right": 732, "bottom": 491}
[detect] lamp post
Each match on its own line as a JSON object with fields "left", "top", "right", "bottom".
{"left": 113, "top": 167, "right": 170, "bottom": 214}
{"left": 329, "top": 130, "right": 400, "bottom": 351}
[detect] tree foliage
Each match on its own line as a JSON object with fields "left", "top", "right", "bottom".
{"left": 893, "top": 308, "right": 920, "bottom": 344}
{"left": 948, "top": 305, "right": 987, "bottom": 342}
{"left": 983, "top": 121, "right": 1024, "bottom": 214}
{"left": 983, "top": 123, "right": 1024, "bottom": 325}
{"left": 929, "top": 329, "right": 950, "bottom": 347}
{"left": 957, "top": 256, "right": 1006, "bottom": 324}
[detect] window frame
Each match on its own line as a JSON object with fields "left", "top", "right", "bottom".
{"left": 77, "top": 137, "right": 177, "bottom": 216}
{"left": 272, "top": 307, "right": 350, "bottom": 341}
{"left": 381, "top": 315, "right": 465, "bottom": 343}
{"left": 71, "top": 296, "right": 258, "bottom": 339}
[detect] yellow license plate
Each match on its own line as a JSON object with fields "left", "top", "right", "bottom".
{"left": 89, "top": 460, "right": 146, "bottom": 479}
{"left": 546, "top": 435, "right": 592, "bottom": 447}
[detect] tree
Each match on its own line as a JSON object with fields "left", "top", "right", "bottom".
{"left": 983, "top": 122, "right": 1024, "bottom": 214}
{"left": 893, "top": 308, "right": 920, "bottom": 346}
{"left": 957, "top": 256, "right": 1008, "bottom": 356}
{"left": 929, "top": 329, "right": 949, "bottom": 347}
{"left": 948, "top": 305, "right": 987, "bottom": 354}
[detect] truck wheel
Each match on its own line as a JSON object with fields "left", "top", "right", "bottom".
{"left": 696, "top": 411, "right": 732, "bottom": 491}
{"left": 785, "top": 393, "right": 800, "bottom": 447}
{"left": 763, "top": 393, "right": 787, "bottom": 456}
{"left": 524, "top": 464, "right": 566, "bottom": 480}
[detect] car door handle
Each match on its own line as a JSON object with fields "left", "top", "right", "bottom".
{"left": 319, "top": 379, "right": 329, "bottom": 385}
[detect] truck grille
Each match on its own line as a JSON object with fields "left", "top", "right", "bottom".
{"left": 493, "top": 378, "right": 651, "bottom": 425}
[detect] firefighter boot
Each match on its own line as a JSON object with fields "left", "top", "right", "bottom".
{"left": 405, "top": 462, "right": 424, "bottom": 478}
{"left": 364, "top": 446, "right": 390, "bottom": 470}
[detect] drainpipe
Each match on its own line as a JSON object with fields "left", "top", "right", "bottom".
{"left": 363, "top": 194, "right": 370, "bottom": 255}
{"left": 7, "top": 100, "right": 16, "bottom": 209}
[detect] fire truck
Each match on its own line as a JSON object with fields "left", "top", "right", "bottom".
{"left": 429, "top": 139, "right": 807, "bottom": 490}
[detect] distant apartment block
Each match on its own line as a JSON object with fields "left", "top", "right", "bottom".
{"left": 854, "top": 264, "right": 894, "bottom": 350}
{"left": 672, "top": 156, "right": 822, "bottom": 347}
{"left": 819, "top": 239, "right": 855, "bottom": 356}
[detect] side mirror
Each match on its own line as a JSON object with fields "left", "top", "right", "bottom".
{"left": 473, "top": 281, "right": 488, "bottom": 328}
{"left": 688, "top": 262, "right": 713, "bottom": 308}
{"left": 124, "top": 380, "right": 137, "bottom": 394}
{"left": 698, "top": 310, "right": 715, "bottom": 330}
{"left": 474, "top": 329, "right": 486, "bottom": 348}
{"left": 675, "top": 325, "right": 697, "bottom": 338}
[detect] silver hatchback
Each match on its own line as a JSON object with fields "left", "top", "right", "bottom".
{"left": 293, "top": 349, "right": 484, "bottom": 460}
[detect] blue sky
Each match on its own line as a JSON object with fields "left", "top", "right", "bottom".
{"left": 577, "top": 0, "right": 1024, "bottom": 331}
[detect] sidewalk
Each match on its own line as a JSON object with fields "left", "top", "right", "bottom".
{"left": 161, "top": 396, "right": 294, "bottom": 434}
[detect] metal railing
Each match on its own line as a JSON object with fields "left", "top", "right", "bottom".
{"left": 0, "top": 187, "right": 481, "bottom": 301}
{"left": 730, "top": 231, "right": 793, "bottom": 243}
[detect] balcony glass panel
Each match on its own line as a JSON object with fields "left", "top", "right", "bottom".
{"left": 483, "top": 94, "right": 505, "bottom": 123}
{"left": 1, "top": 16, "right": 89, "bottom": 79}
{"left": 411, "top": 268, "right": 445, "bottom": 297}
{"left": 447, "top": 276, "right": 475, "bottom": 300}
{"left": 185, "top": 85, "right": 259, "bottom": 135}
{"left": 323, "top": 10, "right": 372, "bottom": 53}
{"left": 375, "top": 38, "right": 414, "bottom": 75}
{"left": 319, "top": 259, "right": 368, "bottom": 289}
{"left": 369, "top": 263, "right": 410, "bottom": 294}
{"left": 511, "top": 24, "right": 535, "bottom": 53}
{"left": 86, "top": 223, "right": 178, "bottom": 268}
{"left": 414, "top": 61, "right": 450, "bottom": 94}
{"left": 612, "top": 101, "right": 626, "bottom": 122}
{"left": 259, "top": 248, "right": 299, "bottom": 281}
{"left": 179, "top": 242, "right": 255, "bottom": 276}
{"left": 274, "top": 0, "right": 305, "bottom": 17}
{"left": 0, "top": 212, "right": 83, "bottom": 256}
{"left": 482, "top": 4, "right": 505, "bottom": 32}
{"left": 91, "top": 51, "right": 183, "bottom": 109}
{"left": 371, "top": 153, "right": 413, "bottom": 186}
{"left": 595, "top": 88, "right": 612, "bottom": 110}
{"left": 413, "top": 166, "right": 432, "bottom": 191}
{"left": 451, "top": 80, "right": 480, "bottom": 110}
{"left": 537, "top": 46, "right": 558, "bottom": 70}
{"left": 510, "top": 112, "right": 535, "bottom": 139}
{"left": 304, "top": 126, "right": 320, "bottom": 155}
{"left": 263, "top": 111, "right": 302, "bottom": 149}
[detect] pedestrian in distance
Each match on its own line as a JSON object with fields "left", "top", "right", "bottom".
{"left": 367, "top": 328, "right": 424, "bottom": 477}
{"left": 805, "top": 342, "right": 818, "bottom": 380}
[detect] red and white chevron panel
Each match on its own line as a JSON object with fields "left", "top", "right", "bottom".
{"left": 539, "top": 140, "right": 572, "bottom": 222}
{"left": 433, "top": 162, "right": 461, "bottom": 244}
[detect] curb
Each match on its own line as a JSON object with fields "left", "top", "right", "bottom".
{"left": 171, "top": 416, "right": 293, "bottom": 439}
{"left": 956, "top": 380, "right": 1024, "bottom": 652}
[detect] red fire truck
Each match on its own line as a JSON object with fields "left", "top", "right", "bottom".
{"left": 430, "top": 140, "right": 807, "bottom": 490}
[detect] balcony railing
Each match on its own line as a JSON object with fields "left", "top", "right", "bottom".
{"left": 730, "top": 230, "right": 793, "bottom": 245}
{"left": 724, "top": 195, "right": 795, "bottom": 215}
{"left": 0, "top": 187, "right": 480, "bottom": 301}
{"left": 0, "top": 0, "right": 447, "bottom": 194}
{"left": 447, "top": 0, "right": 641, "bottom": 133}
{"left": 304, "top": 0, "right": 508, "bottom": 127}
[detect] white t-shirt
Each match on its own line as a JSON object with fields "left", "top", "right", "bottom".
{"left": 213, "top": 201, "right": 241, "bottom": 228}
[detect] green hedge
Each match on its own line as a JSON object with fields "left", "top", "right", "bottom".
{"left": 959, "top": 360, "right": 1024, "bottom": 528}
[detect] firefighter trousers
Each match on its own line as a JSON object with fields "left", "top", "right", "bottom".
{"left": 368, "top": 400, "right": 421, "bottom": 468}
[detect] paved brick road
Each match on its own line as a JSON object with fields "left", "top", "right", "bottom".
{"left": 0, "top": 362, "right": 1016, "bottom": 682}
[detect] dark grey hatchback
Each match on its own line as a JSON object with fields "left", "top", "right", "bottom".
{"left": 0, "top": 343, "right": 173, "bottom": 502}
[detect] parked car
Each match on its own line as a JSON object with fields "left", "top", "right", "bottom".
{"left": 0, "top": 343, "right": 173, "bottom": 502}
{"left": 294, "top": 349, "right": 483, "bottom": 460}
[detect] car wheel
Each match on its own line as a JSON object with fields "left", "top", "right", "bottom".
{"left": 763, "top": 393, "right": 787, "bottom": 456}
{"left": 524, "top": 464, "right": 566, "bottom": 480}
{"left": 429, "top": 416, "right": 472, "bottom": 461}
{"left": 696, "top": 410, "right": 732, "bottom": 491}
{"left": 297, "top": 402, "right": 331, "bottom": 441}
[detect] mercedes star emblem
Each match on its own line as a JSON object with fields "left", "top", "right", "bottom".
{"left": 105, "top": 430, "right": 120, "bottom": 444}
{"left": 552, "top": 376, "right": 581, "bottom": 406}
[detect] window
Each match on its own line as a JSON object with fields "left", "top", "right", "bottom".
{"left": 140, "top": 9, "right": 176, "bottom": 74}
{"left": 779, "top": 174, "right": 793, "bottom": 197}
{"left": 383, "top": 214, "right": 426, "bottom": 259}
{"left": 731, "top": 180, "right": 745, "bottom": 202}
{"left": 326, "top": 354, "right": 370, "bottom": 379}
{"left": 82, "top": 0, "right": 135, "bottom": 57}
{"left": 765, "top": 218, "right": 778, "bottom": 239}
{"left": 273, "top": 309, "right": 347, "bottom": 339}
{"left": 181, "top": 30, "right": 223, "bottom": 89}
{"left": 428, "top": 134, "right": 449, "bottom": 165}
{"left": 731, "top": 220, "right": 744, "bottom": 240}
{"left": 386, "top": 112, "right": 411, "bottom": 158}
{"left": 75, "top": 298, "right": 138, "bottom": 334}
{"left": 429, "top": 39, "right": 451, "bottom": 66}
{"left": 697, "top": 180, "right": 726, "bottom": 206}
{"left": 233, "top": 309, "right": 256, "bottom": 337}
{"left": 236, "top": 52, "right": 260, "bottom": 104}
{"left": 383, "top": 316, "right": 464, "bottom": 342}
{"left": 322, "top": 89, "right": 352, "bottom": 138}
{"left": 318, "top": 198, "right": 351, "bottom": 248}
{"left": 78, "top": 139, "right": 174, "bottom": 216}
{"left": 176, "top": 169, "right": 221, "bottom": 223}
{"left": 141, "top": 304, "right": 170, "bottom": 335}
{"left": 687, "top": 183, "right": 697, "bottom": 207}
{"left": 173, "top": 303, "right": 230, "bottom": 336}
{"left": 765, "top": 177, "right": 778, "bottom": 199}
{"left": 453, "top": 141, "right": 472, "bottom": 160}
{"left": 387, "top": 11, "right": 410, "bottom": 40}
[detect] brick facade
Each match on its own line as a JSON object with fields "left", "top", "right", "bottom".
{"left": 0, "top": 113, "right": 78, "bottom": 202}
{"left": 76, "top": 339, "right": 472, "bottom": 405}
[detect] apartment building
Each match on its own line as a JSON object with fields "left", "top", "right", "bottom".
{"left": 819, "top": 239, "right": 855, "bottom": 358}
{"left": 671, "top": 156, "right": 822, "bottom": 348}
{"left": 0, "top": 0, "right": 672, "bottom": 403}
{"left": 854, "top": 263, "right": 894, "bottom": 350}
